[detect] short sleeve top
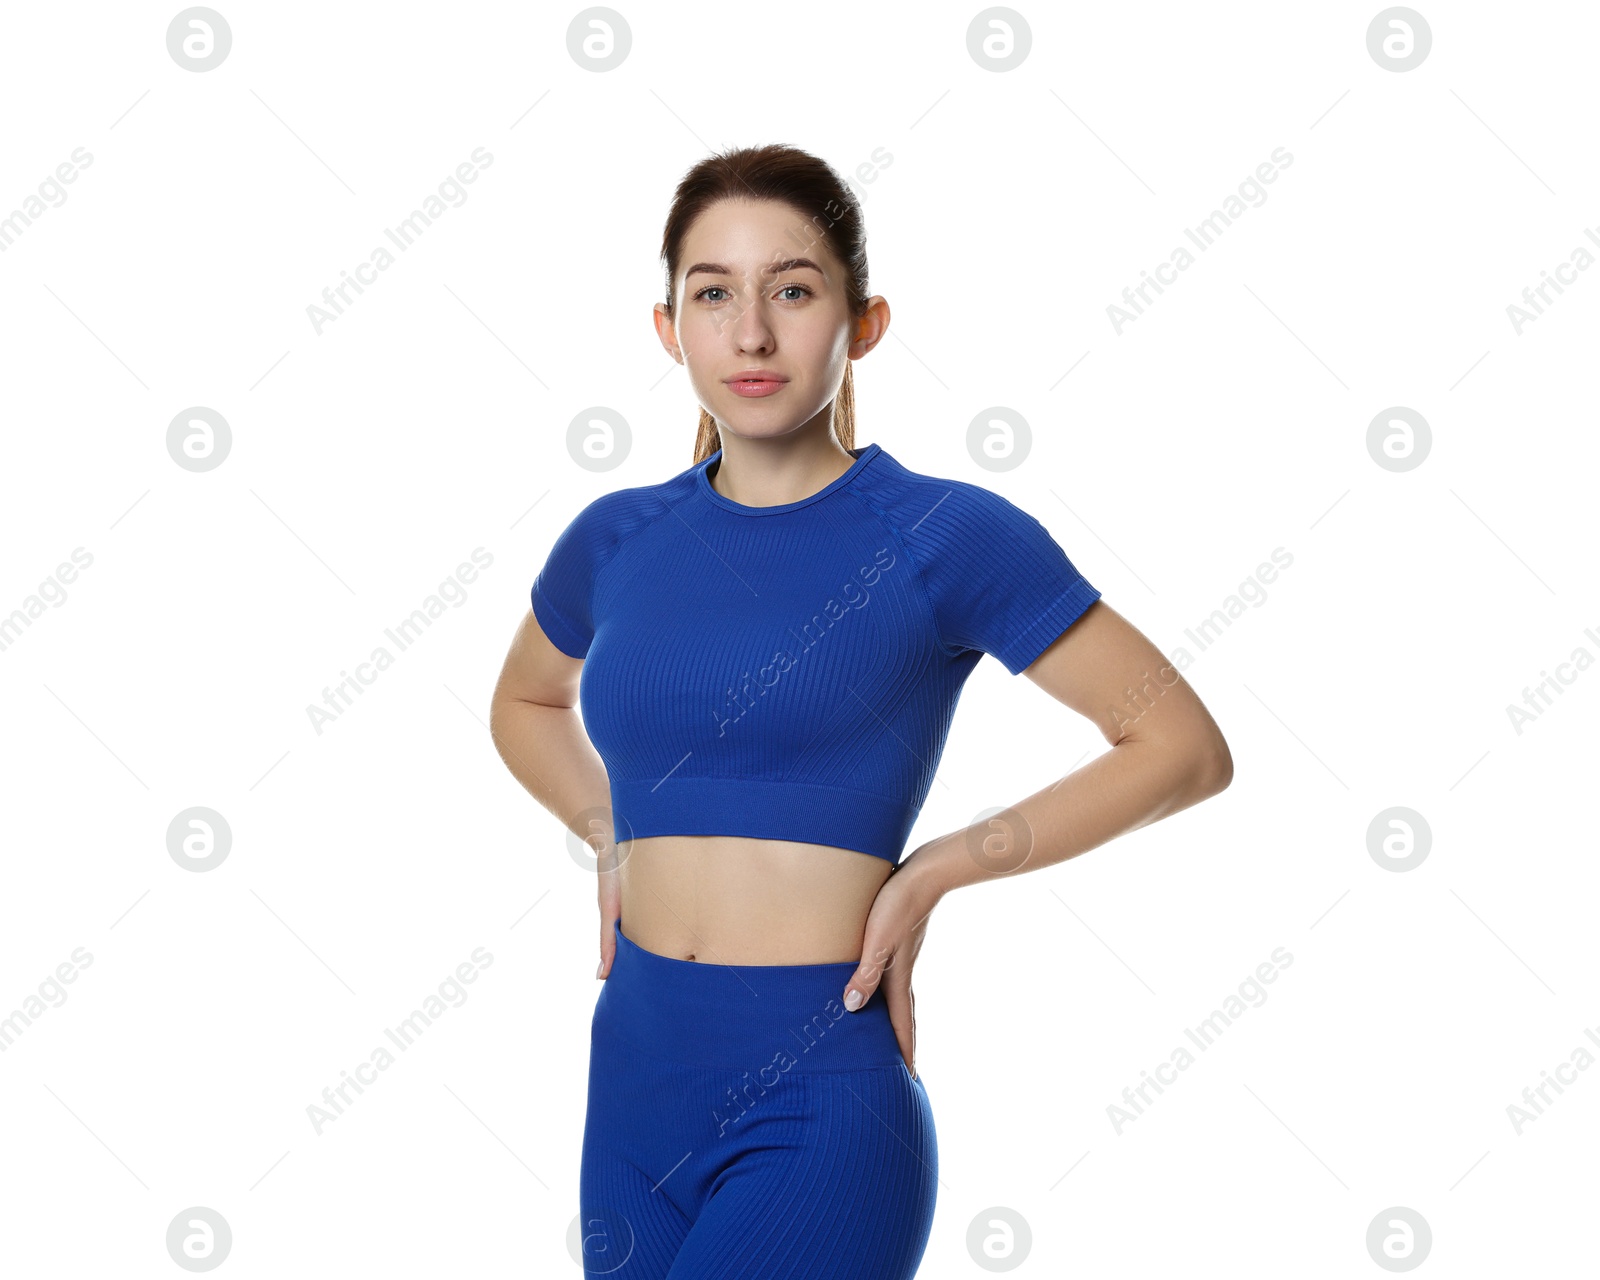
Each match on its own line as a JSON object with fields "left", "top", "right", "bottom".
{"left": 531, "top": 443, "right": 1101, "bottom": 865}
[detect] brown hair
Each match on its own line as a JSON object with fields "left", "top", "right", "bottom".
{"left": 658, "top": 144, "right": 870, "bottom": 464}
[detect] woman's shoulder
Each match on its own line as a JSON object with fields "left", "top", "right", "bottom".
{"left": 533, "top": 463, "right": 699, "bottom": 610}
{"left": 556, "top": 456, "right": 701, "bottom": 537}
{"left": 856, "top": 446, "right": 1047, "bottom": 538}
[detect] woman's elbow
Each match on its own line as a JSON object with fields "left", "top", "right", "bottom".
{"left": 1196, "top": 732, "right": 1233, "bottom": 797}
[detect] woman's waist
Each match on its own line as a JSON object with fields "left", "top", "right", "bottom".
{"left": 594, "top": 917, "right": 905, "bottom": 1072}
{"left": 617, "top": 834, "right": 892, "bottom": 965}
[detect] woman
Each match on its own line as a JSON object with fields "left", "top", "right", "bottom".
{"left": 491, "top": 144, "right": 1233, "bottom": 1279}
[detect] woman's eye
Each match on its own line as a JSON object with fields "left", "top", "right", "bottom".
{"left": 692, "top": 283, "right": 813, "bottom": 303}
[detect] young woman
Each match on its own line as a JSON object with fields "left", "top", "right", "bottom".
{"left": 491, "top": 144, "right": 1232, "bottom": 1279}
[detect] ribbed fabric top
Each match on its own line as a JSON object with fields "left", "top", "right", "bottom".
{"left": 531, "top": 443, "right": 1101, "bottom": 865}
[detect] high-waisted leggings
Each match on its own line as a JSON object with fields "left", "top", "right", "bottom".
{"left": 578, "top": 917, "right": 938, "bottom": 1278}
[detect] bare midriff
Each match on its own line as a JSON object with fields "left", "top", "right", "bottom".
{"left": 617, "top": 835, "right": 895, "bottom": 965}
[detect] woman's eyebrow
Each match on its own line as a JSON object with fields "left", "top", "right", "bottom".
{"left": 685, "top": 257, "right": 824, "bottom": 280}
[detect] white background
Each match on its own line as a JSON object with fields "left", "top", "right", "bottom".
{"left": 2, "top": 1, "right": 1596, "bottom": 1275}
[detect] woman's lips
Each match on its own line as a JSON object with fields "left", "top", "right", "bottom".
{"left": 725, "top": 379, "right": 787, "bottom": 398}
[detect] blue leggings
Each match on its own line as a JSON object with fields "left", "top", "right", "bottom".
{"left": 578, "top": 917, "right": 938, "bottom": 1278}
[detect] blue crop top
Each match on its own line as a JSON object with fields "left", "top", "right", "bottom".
{"left": 529, "top": 442, "right": 1102, "bottom": 866}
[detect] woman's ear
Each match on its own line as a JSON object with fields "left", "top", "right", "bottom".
{"left": 652, "top": 301, "right": 683, "bottom": 363}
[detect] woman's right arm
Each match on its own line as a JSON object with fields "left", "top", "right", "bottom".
{"left": 489, "top": 609, "right": 620, "bottom": 971}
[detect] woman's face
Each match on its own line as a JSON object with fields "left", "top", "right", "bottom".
{"left": 655, "top": 198, "right": 877, "bottom": 443}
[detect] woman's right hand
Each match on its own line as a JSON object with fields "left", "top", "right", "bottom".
{"left": 596, "top": 833, "right": 621, "bottom": 980}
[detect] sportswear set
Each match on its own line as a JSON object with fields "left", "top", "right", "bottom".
{"left": 533, "top": 442, "right": 1101, "bottom": 1277}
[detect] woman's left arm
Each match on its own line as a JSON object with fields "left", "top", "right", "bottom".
{"left": 842, "top": 598, "right": 1233, "bottom": 1074}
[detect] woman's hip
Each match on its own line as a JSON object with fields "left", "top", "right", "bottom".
{"left": 593, "top": 915, "right": 909, "bottom": 1075}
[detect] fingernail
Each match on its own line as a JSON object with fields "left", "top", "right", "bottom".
{"left": 844, "top": 989, "right": 863, "bottom": 1011}
{"left": 597, "top": 960, "right": 605, "bottom": 978}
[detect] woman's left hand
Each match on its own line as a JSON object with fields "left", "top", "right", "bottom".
{"left": 841, "top": 855, "right": 945, "bottom": 1080}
